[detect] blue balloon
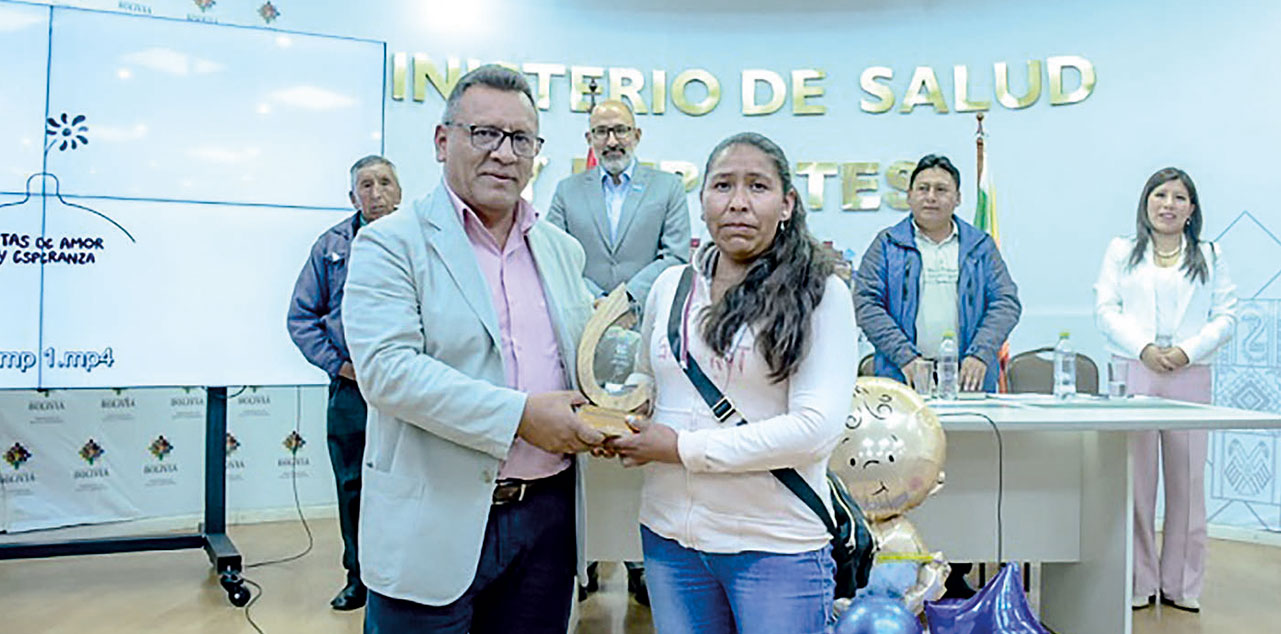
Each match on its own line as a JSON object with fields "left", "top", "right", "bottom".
{"left": 924, "top": 562, "right": 1049, "bottom": 634}
{"left": 835, "top": 597, "right": 923, "bottom": 634}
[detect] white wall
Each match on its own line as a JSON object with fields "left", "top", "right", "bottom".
{"left": 1, "top": 0, "right": 1277, "bottom": 536}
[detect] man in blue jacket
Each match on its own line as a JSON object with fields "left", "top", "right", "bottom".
{"left": 855, "top": 153, "right": 1020, "bottom": 598}
{"left": 287, "top": 154, "right": 402, "bottom": 610}
{"left": 855, "top": 153, "right": 1020, "bottom": 394}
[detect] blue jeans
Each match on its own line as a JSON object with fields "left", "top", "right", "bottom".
{"left": 641, "top": 525, "right": 834, "bottom": 634}
{"left": 364, "top": 467, "right": 575, "bottom": 634}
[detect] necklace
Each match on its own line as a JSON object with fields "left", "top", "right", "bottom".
{"left": 1154, "top": 238, "right": 1183, "bottom": 259}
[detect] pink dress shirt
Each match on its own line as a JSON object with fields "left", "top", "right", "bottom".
{"left": 445, "top": 185, "right": 571, "bottom": 481}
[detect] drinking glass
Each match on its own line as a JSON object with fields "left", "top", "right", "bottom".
{"left": 1108, "top": 358, "right": 1129, "bottom": 399}
{"left": 913, "top": 360, "right": 935, "bottom": 398}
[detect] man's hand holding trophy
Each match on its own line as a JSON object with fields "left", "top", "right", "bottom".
{"left": 575, "top": 284, "right": 651, "bottom": 438}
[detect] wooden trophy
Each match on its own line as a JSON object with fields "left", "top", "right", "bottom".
{"left": 576, "top": 284, "right": 651, "bottom": 436}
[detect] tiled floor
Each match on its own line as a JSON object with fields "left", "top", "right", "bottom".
{"left": 0, "top": 518, "right": 1277, "bottom": 633}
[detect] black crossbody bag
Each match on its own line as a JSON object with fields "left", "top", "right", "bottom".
{"left": 666, "top": 267, "right": 874, "bottom": 598}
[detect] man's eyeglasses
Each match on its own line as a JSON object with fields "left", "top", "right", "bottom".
{"left": 446, "top": 123, "right": 543, "bottom": 158}
{"left": 589, "top": 125, "right": 634, "bottom": 141}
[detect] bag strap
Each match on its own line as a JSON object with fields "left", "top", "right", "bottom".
{"left": 772, "top": 467, "right": 840, "bottom": 537}
{"left": 666, "top": 266, "right": 840, "bottom": 539}
{"left": 667, "top": 268, "right": 736, "bottom": 423}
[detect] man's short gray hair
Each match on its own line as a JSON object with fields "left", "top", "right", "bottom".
{"left": 442, "top": 64, "right": 537, "bottom": 126}
{"left": 349, "top": 155, "right": 398, "bottom": 191}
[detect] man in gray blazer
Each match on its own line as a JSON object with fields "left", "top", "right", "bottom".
{"left": 547, "top": 99, "right": 690, "bottom": 308}
{"left": 287, "top": 154, "right": 402, "bottom": 611}
{"left": 343, "top": 65, "right": 605, "bottom": 633}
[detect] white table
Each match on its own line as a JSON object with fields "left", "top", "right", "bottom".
{"left": 581, "top": 394, "right": 1281, "bottom": 634}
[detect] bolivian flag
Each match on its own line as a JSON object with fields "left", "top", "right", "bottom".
{"left": 974, "top": 145, "right": 1010, "bottom": 392}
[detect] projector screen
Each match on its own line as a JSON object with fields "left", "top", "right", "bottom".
{"left": 0, "top": 4, "right": 385, "bottom": 389}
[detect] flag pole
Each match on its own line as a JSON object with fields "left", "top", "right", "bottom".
{"left": 975, "top": 112, "right": 985, "bottom": 198}
{"left": 974, "top": 112, "right": 1009, "bottom": 391}
{"left": 582, "top": 79, "right": 601, "bottom": 171}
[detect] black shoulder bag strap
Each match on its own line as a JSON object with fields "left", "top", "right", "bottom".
{"left": 665, "top": 266, "right": 840, "bottom": 539}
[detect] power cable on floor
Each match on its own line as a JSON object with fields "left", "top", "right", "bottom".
{"left": 240, "top": 575, "right": 265, "bottom": 634}
{"left": 233, "top": 387, "right": 319, "bottom": 633}
{"left": 936, "top": 411, "right": 1004, "bottom": 563}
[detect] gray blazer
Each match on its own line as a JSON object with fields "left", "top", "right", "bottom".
{"left": 342, "top": 182, "right": 594, "bottom": 605}
{"left": 547, "top": 164, "right": 690, "bottom": 306}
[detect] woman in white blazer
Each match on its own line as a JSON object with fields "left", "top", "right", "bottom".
{"left": 611, "top": 133, "right": 857, "bottom": 634}
{"left": 1094, "top": 167, "right": 1237, "bottom": 613}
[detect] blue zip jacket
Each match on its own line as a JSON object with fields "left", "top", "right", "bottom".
{"left": 854, "top": 215, "right": 1021, "bottom": 392}
{"left": 287, "top": 212, "right": 360, "bottom": 379}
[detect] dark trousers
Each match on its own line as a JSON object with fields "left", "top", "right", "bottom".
{"left": 328, "top": 376, "right": 367, "bottom": 584}
{"left": 364, "top": 467, "right": 576, "bottom": 634}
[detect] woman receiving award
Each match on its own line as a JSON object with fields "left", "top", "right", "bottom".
{"left": 610, "top": 132, "right": 857, "bottom": 634}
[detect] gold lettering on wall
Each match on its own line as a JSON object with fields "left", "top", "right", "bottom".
{"left": 796, "top": 162, "right": 838, "bottom": 210}
{"left": 388, "top": 53, "right": 1095, "bottom": 120}
{"left": 570, "top": 66, "right": 606, "bottom": 112}
{"left": 885, "top": 160, "right": 916, "bottom": 210}
{"left": 792, "top": 69, "right": 826, "bottom": 115}
{"left": 841, "top": 162, "right": 880, "bottom": 211}
{"left": 652, "top": 70, "right": 667, "bottom": 114}
{"left": 859, "top": 66, "right": 895, "bottom": 114}
{"left": 391, "top": 52, "right": 407, "bottom": 100}
{"left": 900, "top": 66, "right": 949, "bottom": 114}
{"left": 742, "top": 70, "right": 786, "bottom": 116}
{"left": 574, "top": 159, "right": 698, "bottom": 192}
{"left": 953, "top": 65, "right": 991, "bottom": 112}
{"left": 1048, "top": 55, "right": 1096, "bottom": 106}
{"left": 556, "top": 156, "right": 917, "bottom": 210}
{"left": 995, "top": 60, "right": 1042, "bottom": 109}
{"left": 523, "top": 62, "right": 566, "bottom": 111}
{"left": 610, "top": 67, "right": 649, "bottom": 114}
{"left": 671, "top": 69, "right": 720, "bottom": 116}
{"left": 413, "top": 54, "right": 463, "bottom": 103}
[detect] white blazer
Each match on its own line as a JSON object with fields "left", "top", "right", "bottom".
{"left": 342, "top": 183, "right": 594, "bottom": 605}
{"left": 1094, "top": 236, "right": 1237, "bottom": 364}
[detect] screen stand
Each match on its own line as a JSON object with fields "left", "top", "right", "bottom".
{"left": 0, "top": 386, "right": 250, "bottom": 606}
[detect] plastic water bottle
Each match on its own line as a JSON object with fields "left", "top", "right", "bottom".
{"left": 1053, "top": 331, "right": 1076, "bottom": 399}
{"left": 938, "top": 331, "right": 959, "bottom": 400}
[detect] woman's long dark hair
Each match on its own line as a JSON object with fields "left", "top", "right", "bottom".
{"left": 697, "top": 132, "right": 835, "bottom": 382}
{"left": 1128, "top": 167, "right": 1209, "bottom": 284}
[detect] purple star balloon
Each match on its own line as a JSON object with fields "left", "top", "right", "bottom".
{"left": 924, "top": 562, "right": 1049, "bottom": 634}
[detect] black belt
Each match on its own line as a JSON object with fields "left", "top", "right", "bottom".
{"left": 491, "top": 468, "right": 570, "bottom": 506}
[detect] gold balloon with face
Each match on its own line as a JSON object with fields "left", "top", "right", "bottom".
{"left": 830, "top": 377, "right": 946, "bottom": 522}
